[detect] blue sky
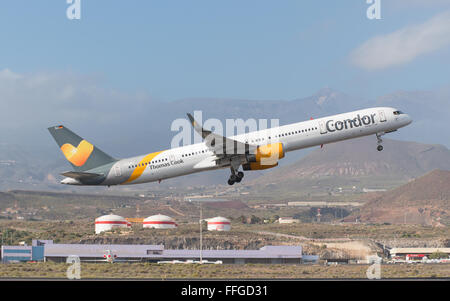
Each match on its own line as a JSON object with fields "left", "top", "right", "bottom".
{"left": 1, "top": 0, "right": 450, "bottom": 101}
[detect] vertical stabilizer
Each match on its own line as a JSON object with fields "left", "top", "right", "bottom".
{"left": 48, "top": 125, "right": 116, "bottom": 172}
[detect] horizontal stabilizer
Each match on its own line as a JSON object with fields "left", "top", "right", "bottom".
{"left": 61, "top": 171, "right": 103, "bottom": 180}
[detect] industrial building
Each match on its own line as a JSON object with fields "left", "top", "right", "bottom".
{"left": 389, "top": 248, "right": 450, "bottom": 259}
{"left": 143, "top": 214, "right": 177, "bottom": 229}
{"left": 207, "top": 216, "right": 231, "bottom": 231}
{"left": 1, "top": 240, "right": 318, "bottom": 264}
{"left": 95, "top": 214, "right": 131, "bottom": 234}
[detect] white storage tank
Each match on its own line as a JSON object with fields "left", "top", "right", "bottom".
{"left": 207, "top": 216, "right": 231, "bottom": 231}
{"left": 95, "top": 214, "right": 131, "bottom": 234}
{"left": 143, "top": 214, "right": 177, "bottom": 229}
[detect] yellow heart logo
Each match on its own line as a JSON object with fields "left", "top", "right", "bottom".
{"left": 60, "top": 140, "right": 94, "bottom": 167}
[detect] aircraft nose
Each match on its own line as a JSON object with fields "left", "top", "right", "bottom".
{"left": 405, "top": 114, "right": 413, "bottom": 125}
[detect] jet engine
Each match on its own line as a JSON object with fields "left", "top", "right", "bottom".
{"left": 243, "top": 143, "right": 284, "bottom": 170}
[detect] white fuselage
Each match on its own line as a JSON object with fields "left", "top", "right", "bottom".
{"left": 89, "top": 107, "right": 412, "bottom": 186}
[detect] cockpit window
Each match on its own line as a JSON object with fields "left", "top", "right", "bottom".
{"left": 393, "top": 110, "right": 404, "bottom": 115}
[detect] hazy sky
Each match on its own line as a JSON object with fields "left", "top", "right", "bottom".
{"left": 1, "top": 1, "right": 450, "bottom": 154}
{"left": 0, "top": 1, "right": 450, "bottom": 101}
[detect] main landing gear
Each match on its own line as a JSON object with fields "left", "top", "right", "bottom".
{"left": 228, "top": 167, "right": 244, "bottom": 185}
{"left": 376, "top": 133, "right": 384, "bottom": 152}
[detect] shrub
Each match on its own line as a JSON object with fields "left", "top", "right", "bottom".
{"left": 428, "top": 251, "right": 449, "bottom": 259}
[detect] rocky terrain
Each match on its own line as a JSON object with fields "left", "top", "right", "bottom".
{"left": 347, "top": 170, "right": 450, "bottom": 226}
{"left": 244, "top": 137, "right": 450, "bottom": 201}
{"left": 251, "top": 137, "right": 450, "bottom": 183}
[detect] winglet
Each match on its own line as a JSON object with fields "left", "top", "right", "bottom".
{"left": 187, "top": 113, "right": 211, "bottom": 139}
{"left": 187, "top": 113, "right": 195, "bottom": 125}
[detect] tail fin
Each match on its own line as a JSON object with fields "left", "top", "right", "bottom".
{"left": 48, "top": 125, "right": 116, "bottom": 172}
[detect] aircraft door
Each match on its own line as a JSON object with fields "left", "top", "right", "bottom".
{"left": 169, "top": 154, "right": 175, "bottom": 165}
{"left": 379, "top": 110, "right": 387, "bottom": 122}
{"left": 319, "top": 121, "right": 327, "bottom": 134}
{"left": 114, "top": 164, "right": 121, "bottom": 177}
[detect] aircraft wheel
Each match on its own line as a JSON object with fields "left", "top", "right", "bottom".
{"left": 227, "top": 178, "right": 235, "bottom": 185}
{"left": 237, "top": 171, "right": 244, "bottom": 179}
{"left": 377, "top": 145, "right": 383, "bottom": 152}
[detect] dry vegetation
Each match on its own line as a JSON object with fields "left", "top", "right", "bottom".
{"left": 1, "top": 195, "right": 449, "bottom": 279}
{"left": 0, "top": 262, "right": 449, "bottom": 279}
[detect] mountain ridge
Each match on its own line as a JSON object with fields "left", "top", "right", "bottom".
{"left": 348, "top": 170, "right": 450, "bottom": 226}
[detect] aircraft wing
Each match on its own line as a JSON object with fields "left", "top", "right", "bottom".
{"left": 187, "top": 113, "right": 257, "bottom": 158}
{"left": 61, "top": 171, "right": 103, "bottom": 180}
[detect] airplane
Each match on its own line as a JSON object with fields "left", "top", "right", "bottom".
{"left": 48, "top": 107, "right": 412, "bottom": 186}
{"left": 82, "top": 250, "right": 141, "bottom": 263}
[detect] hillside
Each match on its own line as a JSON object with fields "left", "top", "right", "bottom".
{"left": 2, "top": 87, "right": 450, "bottom": 191}
{"left": 247, "top": 137, "right": 450, "bottom": 198}
{"left": 348, "top": 170, "right": 450, "bottom": 226}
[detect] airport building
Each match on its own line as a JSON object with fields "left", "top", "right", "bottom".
{"left": 1, "top": 239, "right": 50, "bottom": 262}
{"left": 389, "top": 248, "right": 450, "bottom": 259}
{"left": 1, "top": 240, "right": 318, "bottom": 264}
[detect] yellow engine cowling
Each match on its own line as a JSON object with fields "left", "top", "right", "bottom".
{"left": 243, "top": 162, "right": 278, "bottom": 170}
{"left": 243, "top": 143, "right": 284, "bottom": 170}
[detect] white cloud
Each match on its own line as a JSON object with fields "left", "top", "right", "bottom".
{"left": 0, "top": 69, "right": 23, "bottom": 80}
{"left": 0, "top": 69, "right": 162, "bottom": 152}
{"left": 350, "top": 11, "right": 450, "bottom": 70}
{"left": 0, "top": 69, "right": 154, "bottom": 126}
